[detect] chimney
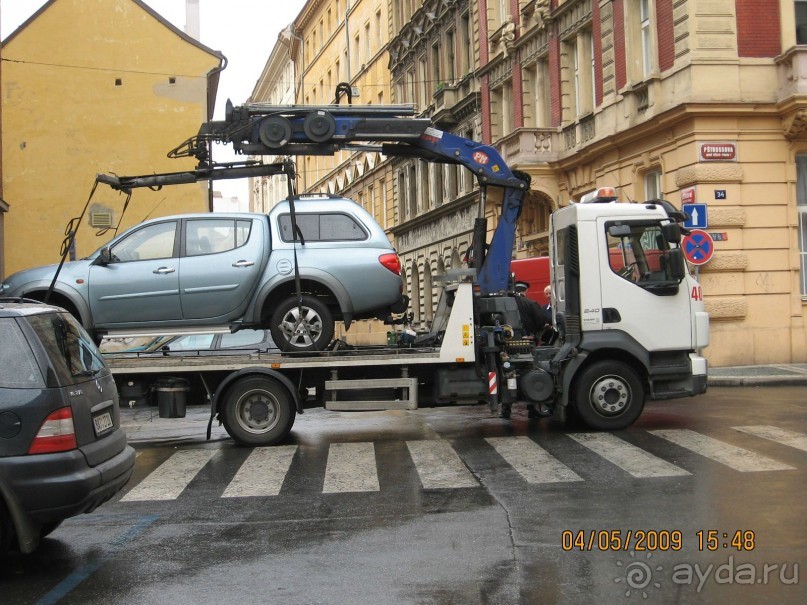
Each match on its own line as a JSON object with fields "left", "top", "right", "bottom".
{"left": 185, "top": 0, "right": 200, "bottom": 40}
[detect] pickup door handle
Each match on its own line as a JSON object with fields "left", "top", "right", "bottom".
{"left": 232, "top": 260, "right": 255, "bottom": 268}
{"left": 153, "top": 267, "right": 176, "bottom": 275}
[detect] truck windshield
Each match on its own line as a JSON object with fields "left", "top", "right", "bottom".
{"left": 605, "top": 221, "right": 678, "bottom": 288}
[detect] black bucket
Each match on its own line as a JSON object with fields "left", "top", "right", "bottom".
{"left": 155, "top": 376, "right": 189, "bottom": 418}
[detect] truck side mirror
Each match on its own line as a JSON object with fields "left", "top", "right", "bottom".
{"left": 669, "top": 248, "right": 686, "bottom": 281}
{"left": 99, "top": 247, "right": 112, "bottom": 265}
{"left": 662, "top": 222, "right": 682, "bottom": 244}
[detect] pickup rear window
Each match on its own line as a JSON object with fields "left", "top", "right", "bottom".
{"left": 279, "top": 213, "right": 368, "bottom": 242}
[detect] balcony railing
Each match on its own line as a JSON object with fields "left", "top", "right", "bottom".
{"left": 494, "top": 127, "right": 559, "bottom": 166}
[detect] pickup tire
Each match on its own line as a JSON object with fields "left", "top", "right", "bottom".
{"left": 270, "top": 295, "right": 334, "bottom": 352}
{"left": 221, "top": 376, "right": 296, "bottom": 446}
{"left": 572, "top": 361, "right": 645, "bottom": 430}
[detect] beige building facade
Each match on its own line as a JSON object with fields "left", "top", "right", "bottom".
{"left": 475, "top": 0, "right": 806, "bottom": 367}
{"left": 1, "top": 0, "right": 223, "bottom": 274}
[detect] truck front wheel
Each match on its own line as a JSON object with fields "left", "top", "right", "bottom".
{"left": 221, "top": 376, "right": 296, "bottom": 446}
{"left": 572, "top": 361, "right": 645, "bottom": 430}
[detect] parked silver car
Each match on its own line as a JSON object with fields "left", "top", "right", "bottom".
{"left": 1, "top": 196, "right": 407, "bottom": 352}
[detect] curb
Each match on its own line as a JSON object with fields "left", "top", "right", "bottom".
{"left": 708, "top": 375, "right": 807, "bottom": 387}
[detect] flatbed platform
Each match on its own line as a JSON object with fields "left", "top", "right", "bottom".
{"left": 103, "top": 345, "right": 444, "bottom": 374}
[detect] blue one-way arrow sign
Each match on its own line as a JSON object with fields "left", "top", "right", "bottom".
{"left": 682, "top": 203, "right": 708, "bottom": 229}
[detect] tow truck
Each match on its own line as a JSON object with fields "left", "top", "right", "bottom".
{"left": 93, "top": 99, "right": 709, "bottom": 446}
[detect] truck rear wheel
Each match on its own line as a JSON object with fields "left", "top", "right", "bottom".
{"left": 572, "top": 361, "right": 644, "bottom": 430}
{"left": 221, "top": 376, "right": 296, "bottom": 446}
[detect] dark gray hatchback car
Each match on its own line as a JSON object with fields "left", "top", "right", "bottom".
{"left": 0, "top": 299, "right": 135, "bottom": 553}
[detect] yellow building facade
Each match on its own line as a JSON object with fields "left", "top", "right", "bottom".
{"left": 1, "top": 0, "right": 223, "bottom": 275}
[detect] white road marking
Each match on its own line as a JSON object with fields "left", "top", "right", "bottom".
{"left": 650, "top": 429, "right": 795, "bottom": 472}
{"left": 221, "top": 445, "right": 298, "bottom": 498}
{"left": 322, "top": 442, "right": 379, "bottom": 493}
{"left": 121, "top": 449, "right": 217, "bottom": 501}
{"left": 732, "top": 425, "right": 807, "bottom": 453}
{"left": 568, "top": 433, "right": 690, "bottom": 478}
{"left": 485, "top": 436, "right": 583, "bottom": 483}
{"left": 406, "top": 440, "right": 478, "bottom": 489}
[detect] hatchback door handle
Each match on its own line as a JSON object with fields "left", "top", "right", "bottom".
{"left": 232, "top": 260, "right": 255, "bottom": 268}
{"left": 153, "top": 267, "right": 176, "bottom": 274}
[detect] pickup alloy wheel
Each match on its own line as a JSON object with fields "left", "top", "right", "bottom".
{"left": 270, "top": 295, "right": 334, "bottom": 352}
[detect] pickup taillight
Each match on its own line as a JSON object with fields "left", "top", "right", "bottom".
{"left": 379, "top": 253, "right": 402, "bottom": 275}
{"left": 28, "top": 407, "right": 77, "bottom": 454}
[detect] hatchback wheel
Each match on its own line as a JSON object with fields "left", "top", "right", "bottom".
{"left": 270, "top": 295, "right": 334, "bottom": 352}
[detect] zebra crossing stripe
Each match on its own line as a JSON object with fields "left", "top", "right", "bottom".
{"left": 485, "top": 436, "right": 583, "bottom": 483}
{"left": 731, "top": 425, "right": 807, "bottom": 452}
{"left": 221, "top": 445, "right": 298, "bottom": 498}
{"left": 650, "top": 429, "right": 795, "bottom": 472}
{"left": 121, "top": 449, "right": 217, "bottom": 501}
{"left": 323, "top": 442, "right": 380, "bottom": 493}
{"left": 568, "top": 433, "right": 691, "bottom": 478}
{"left": 732, "top": 425, "right": 807, "bottom": 453}
{"left": 406, "top": 440, "right": 479, "bottom": 489}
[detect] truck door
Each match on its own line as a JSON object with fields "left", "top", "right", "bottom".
{"left": 88, "top": 220, "right": 182, "bottom": 326}
{"left": 598, "top": 219, "right": 693, "bottom": 351}
{"left": 178, "top": 217, "right": 265, "bottom": 320}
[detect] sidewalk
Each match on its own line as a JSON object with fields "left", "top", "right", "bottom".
{"left": 708, "top": 363, "right": 807, "bottom": 387}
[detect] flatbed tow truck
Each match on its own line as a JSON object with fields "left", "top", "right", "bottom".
{"left": 95, "top": 99, "right": 709, "bottom": 446}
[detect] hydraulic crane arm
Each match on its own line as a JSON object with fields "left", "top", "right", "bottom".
{"left": 98, "top": 100, "right": 531, "bottom": 294}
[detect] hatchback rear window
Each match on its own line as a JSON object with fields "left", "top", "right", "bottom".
{"left": 0, "top": 319, "right": 45, "bottom": 388}
{"left": 279, "top": 213, "right": 368, "bottom": 242}
{"left": 27, "top": 314, "right": 107, "bottom": 386}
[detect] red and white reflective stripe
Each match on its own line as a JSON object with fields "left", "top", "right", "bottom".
{"left": 488, "top": 371, "right": 498, "bottom": 395}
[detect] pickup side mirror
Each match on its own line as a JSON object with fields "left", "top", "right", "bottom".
{"left": 99, "top": 247, "right": 112, "bottom": 265}
{"left": 669, "top": 248, "right": 686, "bottom": 281}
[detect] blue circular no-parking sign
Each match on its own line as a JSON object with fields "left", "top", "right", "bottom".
{"left": 682, "top": 229, "right": 714, "bottom": 265}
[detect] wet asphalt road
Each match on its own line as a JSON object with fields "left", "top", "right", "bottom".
{"left": 2, "top": 386, "right": 806, "bottom": 605}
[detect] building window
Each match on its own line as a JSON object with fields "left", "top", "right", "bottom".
{"left": 419, "top": 56, "right": 428, "bottom": 108}
{"left": 525, "top": 59, "right": 551, "bottom": 128}
{"left": 460, "top": 12, "right": 472, "bottom": 76}
{"left": 797, "top": 155, "right": 807, "bottom": 296}
{"left": 563, "top": 35, "right": 594, "bottom": 121}
{"left": 432, "top": 42, "right": 442, "bottom": 91}
{"left": 446, "top": 30, "right": 456, "bottom": 82}
{"left": 644, "top": 169, "right": 662, "bottom": 201}
{"left": 640, "top": 0, "right": 652, "bottom": 78}
{"left": 798, "top": 1, "right": 807, "bottom": 44}
{"left": 408, "top": 164, "right": 417, "bottom": 218}
{"left": 628, "top": 0, "right": 655, "bottom": 82}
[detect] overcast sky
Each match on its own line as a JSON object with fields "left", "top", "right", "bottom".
{"left": 1, "top": 0, "right": 307, "bottom": 201}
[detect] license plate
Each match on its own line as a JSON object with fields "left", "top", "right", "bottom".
{"left": 93, "top": 411, "right": 114, "bottom": 435}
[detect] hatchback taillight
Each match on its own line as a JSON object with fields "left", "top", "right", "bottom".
{"left": 28, "top": 407, "right": 77, "bottom": 454}
{"left": 379, "top": 253, "right": 402, "bottom": 275}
